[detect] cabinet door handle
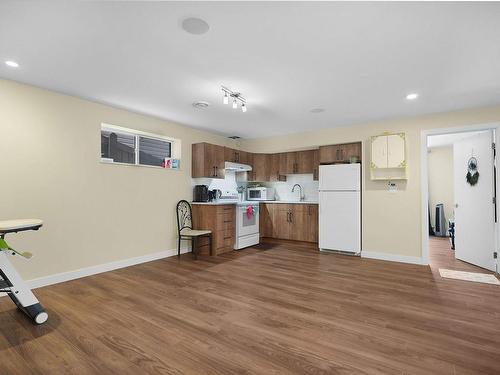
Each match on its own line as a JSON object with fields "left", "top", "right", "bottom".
{"left": 290, "top": 212, "right": 293, "bottom": 223}
{"left": 286, "top": 212, "right": 290, "bottom": 222}
{"left": 212, "top": 166, "right": 216, "bottom": 177}
{"left": 215, "top": 166, "right": 219, "bottom": 177}
{"left": 336, "top": 149, "right": 339, "bottom": 160}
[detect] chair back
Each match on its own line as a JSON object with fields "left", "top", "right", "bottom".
{"left": 176, "top": 200, "right": 193, "bottom": 234}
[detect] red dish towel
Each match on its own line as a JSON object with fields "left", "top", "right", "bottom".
{"left": 246, "top": 205, "right": 254, "bottom": 219}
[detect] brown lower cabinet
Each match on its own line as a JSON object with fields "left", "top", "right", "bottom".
{"left": 191, "top": 204, "right": 235, "bottom": 255}
{"left": 260, "top": 203, "right": 318, "bottom": 243}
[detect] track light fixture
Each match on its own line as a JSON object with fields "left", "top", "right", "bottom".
{"left": 221, "top": 86, "right": 247, "bottom": 113}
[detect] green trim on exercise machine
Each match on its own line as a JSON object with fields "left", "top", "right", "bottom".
{"left": 0, "top": 238, "right": 9, "bottom": 251}
{"left": 0, "top": 238, "right": 32, "bottom": 258}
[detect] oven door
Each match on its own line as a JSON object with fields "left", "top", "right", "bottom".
{"left": 247, "top": 189, "right": 263, "bottom": 200}
{"left": 237, "top": 204, "right": 260, "bottom": 237}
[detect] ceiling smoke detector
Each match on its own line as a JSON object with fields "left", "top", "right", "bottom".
{"left": 310, "top": 108, "right": 325, "bottom": 113}
{"left": 182, "top": 17, "right": 210, "bottom": 35}
{"left": 192, "top": 101, "right": 210, "bottom": 109}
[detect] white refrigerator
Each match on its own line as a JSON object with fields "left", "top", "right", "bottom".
{"left": 319, "top": 164, "right": 361, "bottom": 253}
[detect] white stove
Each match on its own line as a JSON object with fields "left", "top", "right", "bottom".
{"left": 234, "top": 201, "right": 260, "bottom": 250}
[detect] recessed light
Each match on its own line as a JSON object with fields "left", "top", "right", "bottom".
{"left": 5, "top": 60, "right": 19, "bottom": 68}
{"left": 310, "top": 108, "right": 325, "bottom": 113}
{"left": 182, "top": 17, "right": 210, "bottom": 35}
{"left": 406, "top": 93, "right": 419, "bottom": 100}
{"left": 192, "top": 101, "right": 210, "bottom": 109}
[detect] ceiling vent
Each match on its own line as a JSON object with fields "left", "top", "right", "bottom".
{"left": 192, "top": 101, "right": 210, "bottom": 109}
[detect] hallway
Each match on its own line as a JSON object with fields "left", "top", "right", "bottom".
{"left": 429, "top": 236, "right": 496, "bottom": 274}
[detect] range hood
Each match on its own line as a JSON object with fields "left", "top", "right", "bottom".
{"left": 224, "top": 161, "right": 252, "bottom": 172}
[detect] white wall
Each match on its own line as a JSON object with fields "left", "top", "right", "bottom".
{"left": 0, "top": 79, "right": 235, "bottom": 280}
{"left": 427, "top": 146, "right": 454, "bottom": 228}
{"left": 242, "top": 106, "right": 500, "bottom": 260}
{"left": 263, "top": 174, "right": 319, "bottom": 202}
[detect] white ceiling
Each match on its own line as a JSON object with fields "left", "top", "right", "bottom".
{"left": 1, "top": 2, "right": 500, "bottom": 138}
{"left": 427, "top": 131, "right": 488, "bottom": 148}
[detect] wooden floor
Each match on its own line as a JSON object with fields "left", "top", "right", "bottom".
{"left": 1, "top": 240, "right": 500, "bottom": 374}
{"left": 428, "top": 235, "right": 494, "bottom": 273}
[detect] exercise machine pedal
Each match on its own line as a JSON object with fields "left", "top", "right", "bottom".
{"left": 0, "top": 219, "right": 48, "bottom": 325}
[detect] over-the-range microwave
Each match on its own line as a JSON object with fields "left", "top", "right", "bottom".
{"left": 246, "top": 187, "right": 275, "bottom": 201}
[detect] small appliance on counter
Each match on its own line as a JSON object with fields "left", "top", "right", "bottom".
{"left": 193, "top": 185, "right": 209, "bottom": 202}
{"left": 209, "top": 189, "right": 222, "bottom": 202}
{"left": 246, "top": 186, "right": 275, "bottom": 201}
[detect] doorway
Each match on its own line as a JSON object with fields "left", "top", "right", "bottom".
{"left": 422, "top": 125, "right": 499, "bottom": 274}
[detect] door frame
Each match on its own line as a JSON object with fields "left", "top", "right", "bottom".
{"left": 420, "top": 122, "right": 500, "bottom": 271}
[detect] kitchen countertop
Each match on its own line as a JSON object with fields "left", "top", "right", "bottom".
{"left": 192, "top": 200, "right": 318, "bottom": 205}
{"left": 260, "top": 200, "right": 318, "bottom": 204}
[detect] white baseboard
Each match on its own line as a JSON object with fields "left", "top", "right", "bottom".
{"left": 361, "top": 251, "right": 426, "bottom": 265}
{"left": 1, "top": 246, "right": 190, "bottom": 297}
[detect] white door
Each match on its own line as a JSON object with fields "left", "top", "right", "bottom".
{"left": 319, "top": 191, "right": 361, "bottom": 253}
{"left": 453, "top": 131, "right": 496, "bottom": 271}
{"left": 319, "top": 164, "right": 360, "bottom": 191}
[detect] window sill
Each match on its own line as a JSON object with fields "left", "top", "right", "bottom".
{"left": 100, "top": 159, "right": 182, "bottom": 171}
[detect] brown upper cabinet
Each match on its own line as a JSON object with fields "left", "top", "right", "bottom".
{"left": 269, "top": 154, "right": 286, "bottom": 182}
{"left": 192, "top": 142, "right": 360, "bottom": 180}
{"left": 281, "top": 150, "right": 316, "bottom": 174}
{"left": 224, "top": 147, "right": 241, "bottom": 163}
{"left": 250, "top": 153, "right": 269, "bottom": 182}
{"left": 239, "top": 150, "right": 251, "bottom": 165}
{"left": 319, "top": 142, "right": 362, "bottom": 164}
{"left": 297, "top": 150, "right": 315, "bottom": 174}
{"left": 285, "top": 152, "right": 298, "bottom": 174}
{"left": 224, "top": 147, "right": 251, "bottom": 165}
{"left": 192, "top": 143, "right": 225, "bottom": 179}
{"left": 312, "top": 149, "right": 319, "bottom": 181}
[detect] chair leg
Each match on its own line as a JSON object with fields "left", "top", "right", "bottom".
{"left": 178, "top": 236, "right": 181, "bottom": 257}
{"left": 192, "top": 237, "right": 197, "bottom": 260}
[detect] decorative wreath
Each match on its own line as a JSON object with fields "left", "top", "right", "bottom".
{"left": 466, "top": 156, "right": 479, "bottom": 186}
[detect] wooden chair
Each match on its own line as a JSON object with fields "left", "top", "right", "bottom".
{"left": 176, "top": 200, "right": 212, "bottom": 259}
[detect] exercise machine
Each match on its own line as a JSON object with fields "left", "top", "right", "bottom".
{"left": 0, "top": 219, "right": 48, "bottom": 325}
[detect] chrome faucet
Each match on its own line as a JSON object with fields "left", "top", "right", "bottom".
{"left": 291, "top": 184, "right": 303, "bottom": 201}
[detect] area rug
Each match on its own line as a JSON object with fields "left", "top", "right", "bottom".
{"left": 439, "top": 268, "right": 500, "bottom": 285}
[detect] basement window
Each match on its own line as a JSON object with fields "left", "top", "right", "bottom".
{"left": 100, "top": 124, "right": 178, "bottom": 168}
